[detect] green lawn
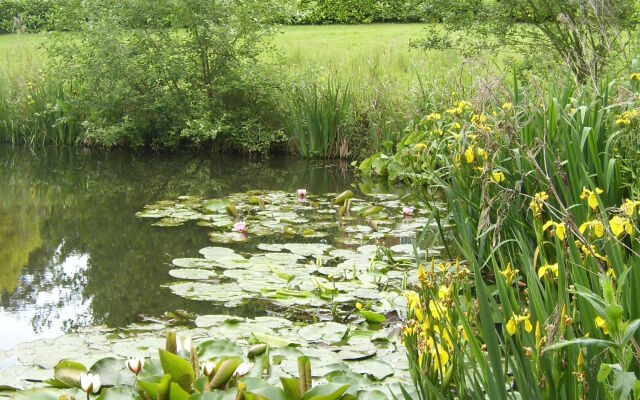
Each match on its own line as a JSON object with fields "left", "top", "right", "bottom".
{"left": 0, "top": 24, "right": 461, "bottom": 85}
{"left": 273, "top": 24, "right": 460, "bottom": 85}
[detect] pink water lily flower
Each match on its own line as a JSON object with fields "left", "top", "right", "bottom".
{"left": 297, "top": 188, "right": 307, "bottom": 200}
{"left": 232, "top": 221, "right": 248, "bottom": 233}
{"left": 402, "top": 207, "right": 415, "bottom": 217}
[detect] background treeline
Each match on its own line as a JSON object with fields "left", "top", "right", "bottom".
{"left": 3, "top": 0, "right": 498, "bottom": 33}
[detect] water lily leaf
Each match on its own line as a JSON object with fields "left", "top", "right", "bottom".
{"left": 197, "top": 340, "right": 243, "bottom": 361}
{"left": 250, "top": 332, "right": 294, "bottom": 348}
{"left": 168, "top": 269, "right": 215, "bottom": 280}
{"left": 204, "top": 199, "right": 228, "bottom": 213}
{"left": 257, "top": 243, "right": 285, "bottom": 252}
{"left": 298, "top": 323, "right": 348, "bottom": 343}
{"left": 358, "top": 311, "right": 386, "bottom": 324}
{"left": 158, "top": 349, "right": 194, "bottom": 391}
{"left": 12, "top": 388, "right": 85, "bottom": 399}
{"left": 96, "top": 386, "right": 142, "bottom": 399}
{"left": 348, "top": 360, "right": 394, "bottom": 381}
{"left": 172, "top": 258, "right": 218, "bottom": 269}
{"left": 301, "top": 383, "right": 350, "bottom": 400}
{"left": 356, "top": 389, "right": 388, "bottom": 400}
{"left": 89, "top": 357, "right": 135, "bottom": 387}
{"left": 195, "top": 315, "right": 246, "bottom": 328}
{"left": 280, "top": 377, "right": 302, "bottom": 400}
{"left": 243, "top": 377, "right": 288, "bottom": 400}
{"left": 282, "top": 243, "right": 332, "bottom": 257}
{"left": 199, "top": 247, "right": 240, "bottom": 260}
{"left": 53, "top": 360, "right": 87, "bottom": 388}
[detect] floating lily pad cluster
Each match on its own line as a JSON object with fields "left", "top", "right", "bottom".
{"left": 0, "top": 189, "right": 445, "bottom": 396}
{"left": 1, "top": 314, "right": 412, "bottom": 398}
{"left": 138, "top": 190, "right": 444, "bottom": 314}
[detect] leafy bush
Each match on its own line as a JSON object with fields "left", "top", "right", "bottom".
{"left": 286, "top": 0, "right": 443, "bottom": 24}
{"left": 413, "top": 0, "right": 637, "bottom": 83}
{"left": 46, "top": 0, "right": 286, "bottom": 152}
{"left": 0, "top": 0, "right": 58, "bottom": 33}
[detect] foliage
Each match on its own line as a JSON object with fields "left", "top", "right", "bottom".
{"left": 29, "top": 331, "right": 355, "bottom": 399}
{"left": 414, "top": 0, "right": 637, "bottom": 83}
{"left": 365, "top": 64, "right": 640, "bottom": 398}
{"left": 45, "top": 0, "right": 285, "bottom": 152}
{"left": 0, "top": 0, "right": 58, "bottom": 33}
{"left": 285, "top": 0, "right": 432, "bottom": 24}
{"left": 286, "top": 77, "right": 353, "bottom": 159}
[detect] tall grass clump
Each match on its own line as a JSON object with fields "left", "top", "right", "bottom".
{"left": 363, "top": 63, "right": 640, "bottom": 399}
{"left": 286, "top": 78, "right": 353, "bottom": 159}
{"left": 0, "top": 32, "right": 79, "bottom": 146}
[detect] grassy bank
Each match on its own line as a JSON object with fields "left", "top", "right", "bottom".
{"left": 0, "top": 25, "right": 485, "bottom": 156}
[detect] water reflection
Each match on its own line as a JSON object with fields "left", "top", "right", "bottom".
{"left": 0, "top": 148, "right": 366, "bottom": 349}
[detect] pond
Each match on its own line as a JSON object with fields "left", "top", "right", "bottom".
{"left": 0, "top": 148, "right": 442, "bottom": 395}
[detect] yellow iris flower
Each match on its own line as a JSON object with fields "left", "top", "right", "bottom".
{"left": 538, "top": 263, "right": 559, "bottom": 279}
{"left": 609, "top": 215, "right": 633, "bottom": 237}
{"left": 580, "top": 187, "right": 603, "bottom": 210}
{"left": 506, "top": 314, "right": 533, "bottom": 336}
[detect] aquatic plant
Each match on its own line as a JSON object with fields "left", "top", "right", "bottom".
{"left": 364, "top": 65, "right": 640, "bottom": 398}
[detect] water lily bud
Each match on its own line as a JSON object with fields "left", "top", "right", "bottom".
{"left": 80, "top": 373, "right": 101, "bottom": 394}
{"left": 125, "top": 357, "right": 145, "bottom": 375}
{"left": 202, "top": 361, "right": 215, "bottom": 377}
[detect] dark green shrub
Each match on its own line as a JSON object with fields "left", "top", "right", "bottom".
{"left": 46, "top": 0, "right": 286, "bottom": 153}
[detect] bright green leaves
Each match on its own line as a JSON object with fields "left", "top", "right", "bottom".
{"left": 158, "top": 349, "right": 195, "bottom": 392}
{"left": 49, "top": 360, "right": 87, "bottom": 388}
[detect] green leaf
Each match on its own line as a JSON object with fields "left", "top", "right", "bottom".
{"left": 250, "top": 332, "right": 292, "bottom": 348}
{"left": 358, "top": 311, "right": 386, "bottom": 324}
{"left": 622, "top": 319, "right": 640, "bottom": 346}
{"left": 210, "top": 357, "right": 242, "bottom": 389}
{"left": 89, "top": 357, "right": 135, "bottom": 387}
{"left": 170, "top": 382, "right": 191, "bottom": 400}
{"left": 197, "top": 340, "right": 243, "bottom": 361}
{"left": 280, "top": 377, "right": 302, "bottom": 400}
{"left": 138, "top": 374, "right": 172, "bottom": 400}
{"left": 301, "top": 383, "right": 350, "bottom": 400}
{"left": 597, "top": 363, "right": 619, "bottom": 383}
{"left": 159, "top": 350, "right": 195, "bottom": 392}
{"left": 545, "top": 338, "right": 614, "bottom": 351}
{"left": 53, "top": 360, "right": 87, "bottom": 388}
{"left": 96, "top": 386, "right": 142, "bottom": 399}
{"left": 613, "top": 371, "right": 636, "bottom": 400}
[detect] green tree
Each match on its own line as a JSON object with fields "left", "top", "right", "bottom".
{"left": 415, "top": 0, "right": 637, "bottom": 83}
{"left": 47, "top": 0, "right": 286, "bottom": 152}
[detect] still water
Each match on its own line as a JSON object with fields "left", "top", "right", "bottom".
{"left": 0, "top": 148, "right": 402, "bottom": 351}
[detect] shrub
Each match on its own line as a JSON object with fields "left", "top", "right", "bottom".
{"left": 287, "top": 0, "right": 441, "bottom": 24}
{"left": 45, "top": 0, "right": 286, "bottom": 153}
{"left": 0, "top": 0, "right": 58, "bottom": 33}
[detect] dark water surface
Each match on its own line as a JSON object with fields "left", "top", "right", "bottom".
{"left": 0, "top": 148, "right": 401, "bottom": 351}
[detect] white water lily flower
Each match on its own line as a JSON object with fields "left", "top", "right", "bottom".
{"left": 80, "top": 373, "right": 101, "bottom": 394}
{"left": 176, "top": 336, "right": 193, "bottom": 354}
{"left": 125, "top": 357, "right": 145, "bottom": 375}
{"left": 232, "top": 361, "right": 251, "bottom": 378}
{"left": 202, "top": 361, "right": 215, "bottom": 377}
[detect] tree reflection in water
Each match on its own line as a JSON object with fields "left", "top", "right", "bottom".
{"left": 0, "top": 148, "right": 358, "bottom": 349}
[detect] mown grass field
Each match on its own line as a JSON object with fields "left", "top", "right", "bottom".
{"left": 0, "top": 24, "right": 461, "bottom": 85}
